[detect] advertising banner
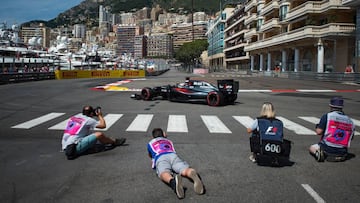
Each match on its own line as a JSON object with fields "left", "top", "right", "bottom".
{"left": 55, "top": 70, "right": 145, "bottom": 79}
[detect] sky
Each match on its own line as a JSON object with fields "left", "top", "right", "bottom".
{"left": 0, "top": 0, "right": 84, "bottom": 26}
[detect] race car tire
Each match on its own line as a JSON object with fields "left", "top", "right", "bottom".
{"left": 141, "top": 87, "right": 153, "bottom": 101}
{"left": 227, "top": 94, "right": 238, "bottom": 104}
{"left": 207, "top": 91, "right": 224, "bottom": 106}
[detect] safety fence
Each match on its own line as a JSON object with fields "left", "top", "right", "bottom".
{"left": 0, "top": 69, "right": 168, "bottom": 85}
{"left": 283, "top": 72, "right": 360, "bottom": 83}
{"left": 54, "top": 70, "right": 145, "bottom": 79}
{"left": 0, "top": 72, "right": 55, "bottom": 84}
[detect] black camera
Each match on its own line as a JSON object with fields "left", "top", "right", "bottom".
{"left": 93, "top": 106, "right": 101, "bottom": 115}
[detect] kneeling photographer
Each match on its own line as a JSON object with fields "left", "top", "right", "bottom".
{"left": 61, "top": 105, "right": 126, "bottom": 160}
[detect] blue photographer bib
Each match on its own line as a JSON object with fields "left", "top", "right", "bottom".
{"left": 258, "top": 118, "right": 283, "bottom": 142}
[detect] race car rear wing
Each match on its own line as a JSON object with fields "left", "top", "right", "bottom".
{"left": 217, "top": 79, "right": 239, "bottom": 95}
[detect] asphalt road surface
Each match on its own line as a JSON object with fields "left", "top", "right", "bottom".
{"left": 0, "top": 68, "right": 359, "bottom": 203}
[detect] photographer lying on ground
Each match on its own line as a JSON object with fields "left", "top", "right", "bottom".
{"left": 61, "top": 105, "right": 126, "bottom": 160}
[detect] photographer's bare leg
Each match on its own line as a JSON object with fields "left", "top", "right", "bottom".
{"left": 94, "top": 132, "right": 126, "bottom": 146}
{"left": 94, "top": 132, "right": 115, "bottom": 144}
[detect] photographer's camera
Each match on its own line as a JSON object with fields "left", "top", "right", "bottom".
{"left": 94, "top": 106, "right": 101, "bottom": 115}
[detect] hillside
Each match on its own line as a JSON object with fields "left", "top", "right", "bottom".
{"left": 23, "top": 0, "right": 242, "bottom": 28}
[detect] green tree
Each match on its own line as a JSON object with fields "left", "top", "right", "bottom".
{"left": 175, "top": 39, "right": 208, "bottom": 72}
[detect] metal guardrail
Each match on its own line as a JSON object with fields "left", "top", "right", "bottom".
{"left": 0, "top": 72, "right": 55, "bottom": 85}
{"left": 283, "top": 72, "right": 360, "bottom": 83}
{"left": 1, "top": 70, "right": 359, "bottom": 85}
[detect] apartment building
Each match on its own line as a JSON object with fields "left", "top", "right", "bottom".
{"left": 20, "top": 23, "right": 50, "bottom": 48}
{"left": 243, "top": 0, "right": 356, "bottom": 73}
{"left": 170, "top": 21, "right": 207, "bottom": 51}
{"left": 147, "top": 34, "right": 173, "bottom": 58}
{"left": 134, "top": 35, "right": 147, "bottom": 59}
{"left": 207, "top": 8, "right": 235, "bottom": 70}
{"left": 224, "top": 4, "right": 250, "bottom": 70}
{"left": 116, "top": 25, "right": 144, "bottom": 56}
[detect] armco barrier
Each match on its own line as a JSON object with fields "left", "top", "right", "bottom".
{"left": 0, "top": 72, "right": 55, "bottom": 84}
{"left": 54, "top": 70, "right": 145, "bottom": 79}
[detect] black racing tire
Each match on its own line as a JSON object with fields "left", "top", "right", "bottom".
{"left": 207, "top": 91, "right": 224, "bottom": 106}
{"left": 227, "top": 94, "right": 238, "bottom": 104}
{"left": 141, "top": 87, "right": 153, "bottom": 101}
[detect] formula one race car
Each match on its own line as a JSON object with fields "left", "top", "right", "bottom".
{"left": 131, "top": 77, "right": 239, "bottom": 106}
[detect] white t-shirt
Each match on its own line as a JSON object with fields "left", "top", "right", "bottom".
{"left": 61, "top": 114, "right": 98, "bottom": 150}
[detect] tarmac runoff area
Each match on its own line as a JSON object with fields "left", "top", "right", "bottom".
{"left": 90, "top": 79, "right": 360, "bottom": 93}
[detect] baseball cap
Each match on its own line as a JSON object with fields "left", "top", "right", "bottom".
{"left": 329, "top": 97, "right": 344, "bottom": 108}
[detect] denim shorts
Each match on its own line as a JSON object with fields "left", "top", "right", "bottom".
{"left": 76, "top": 134, "right": 97, "bottom": 154}
{"left": 319, "top": 142, "right": 347, "bottom": 155}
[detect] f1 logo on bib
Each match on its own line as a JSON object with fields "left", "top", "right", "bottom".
{"left": 265, "top": 126, "right": 278, "bottom": 135}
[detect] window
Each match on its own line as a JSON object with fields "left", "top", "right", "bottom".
{"left": 279, "top": 5, "right": 288, "bottom": 21}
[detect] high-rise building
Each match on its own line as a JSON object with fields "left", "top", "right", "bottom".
{"left": 134, "top": 35, "right": 147, "bottom": 59}
{"left": 20, "top": 23, "right": 50, "bottom": 48}
{"left": 147, "top": 34, "right": 173, "bottom": 58}
{"left": 207, "top": 7, "right": 236, "bottom": 70}
{"left": 73, "top": 24, "right": 86, "bottom": 39}
{"left": 170, "top": 21, "right": 207, "bottom": 51}
{"left": 116, "top": 25, "right": 144, "bottom": 56}
{"left": 120, "top": 13, "right": 137, "bottom": 25}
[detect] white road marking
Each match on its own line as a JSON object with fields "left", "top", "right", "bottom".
{"left": 48, "top": 114, "right": 123, "bottom": 131}
{"left": 277, "top": 116, "right": 315, "bottom": 135}
{"left": 48, "top": 119, "right": 70, "bottom": 130}
{"left": 233, "top": 116, "right": 254, "bottom": 128}
{"left": 237, "top": 90, "right": 272, "bottom": 92}
{"left": 167, "top": 115, "right": 188, "bottom": 133}
{"left": 201, "top": 115, "right": 231, "bottom": 133}
{"left": 301, "top": 184, "right": 326, "bottom": 203}
{"left": 298, "top": 116, "right": 319, "bottom": 125}
{"left": 12, "top": 113, "right": 65, "bottom": 129}
{"left": 95, "top": 114, "right": 123, "bottom": 131}
{"left": 126, "top": 114, "right": 153, "bottom": 132}
{"left": 352, "top": 118, "right": 360, "bottom": 127}
{"left": 297, "top": 90, "right": 335, "bottom": 93}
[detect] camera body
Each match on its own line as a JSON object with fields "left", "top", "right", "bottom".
{"left": 93, "top": 106, "right": 101, "bottom": 115}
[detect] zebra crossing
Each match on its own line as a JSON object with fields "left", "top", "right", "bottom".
{"left": 10, "top": 112, "right": 360, "bottom": 135}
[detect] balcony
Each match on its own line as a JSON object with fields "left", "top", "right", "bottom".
{"left": 225, "top": 29, "right": 247, "bottom": 42}
{"left": 245, "top": 0, "right": 257, "bottom": 12}
{"left": 260, "top": 0, "right": 280, "bottom": 16}
{"left": 244, "top": 23, "right": 355, "bottom": 52}
{"left": 258, "top": 18, "right": 281, "bottom": 33}
{"left": 224, "top": 42, "right": 248, "bottom": 52}
{"left": 225, "top": 53, "right": 250, "bottom": 62}
{"left": 244, "top": 28, "right": 257, "bottom": 39}
{"left": 244, "top": 13, "right": 257, "bottom": 25}
{"left": 286, "top": 0, "right": 349, "bottom": 22}
{"left": 226, "top": 15, "right": 245, "bottom": 32}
